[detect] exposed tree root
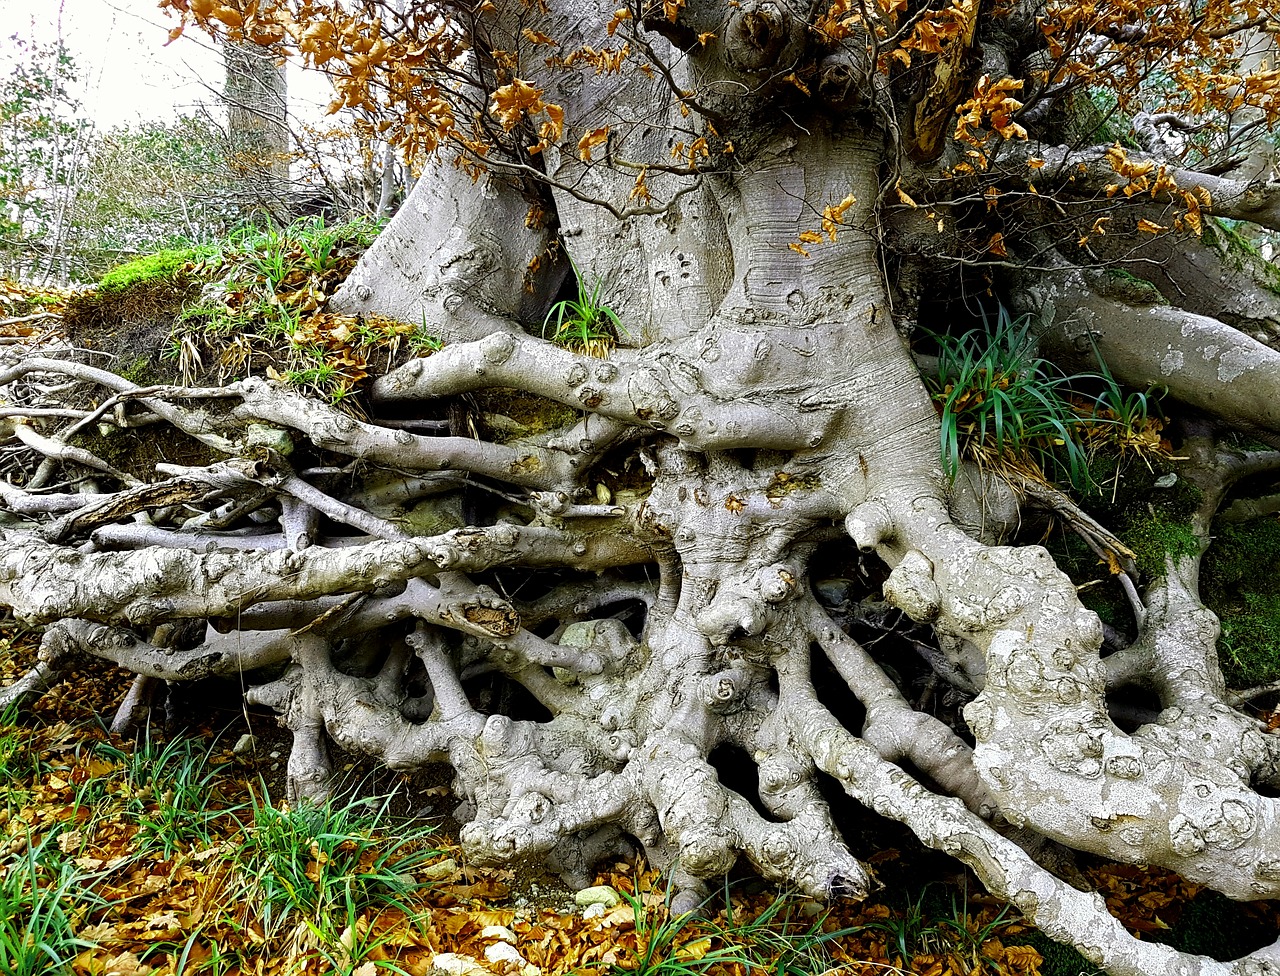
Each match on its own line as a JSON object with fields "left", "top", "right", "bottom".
{"left": 5, "top": 36, "right": 1280, "bottom": 968}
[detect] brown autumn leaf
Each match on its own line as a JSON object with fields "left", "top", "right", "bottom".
{"left": 577, "top": 126, "right": 609, "bottom": 162}
{"left": 489, "top": 79, "right": 545, "bottom": 130}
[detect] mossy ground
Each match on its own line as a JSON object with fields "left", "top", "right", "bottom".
{"left": 1202, "top": 517, "right": 1280, "bottom": 687}
{"left": 95, "top": 245, "right": 213, "bottom": 294}
{"left": 1046, "top": 445, "right": 1280, "bottom": 688}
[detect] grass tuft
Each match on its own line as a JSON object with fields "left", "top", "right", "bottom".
{"left": 926, "top": 307, "right": 1159, "bottom": 491}
{"left": 543, "top": 259, "right": 626, "bottom": 358}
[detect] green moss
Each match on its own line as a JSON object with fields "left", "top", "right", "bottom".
{"left": 1006, "top": 932, "right": 1104, "bottom": 976}
{"left": 1202, "top": 517, "right": 1280, "bottom": 687}
{"left": 118, "top": 357, "right": 153, "bottom": 384}
{"left": 472, "top": 388, "right": 581, "bottom": 441}
{"left": 1205, "top": 517, "right": 1280, "bottom": 585}
{"left": 1099, "top": 268, "right": 1166, "bottom": 306}
{"left": 1207, "top": 219, "right": 1280, "bottom": 295}
{"left": 1214, "top": 218, "right": 1262, "bottom": 257}
{"left": 1077, "top": 455, "right": 1204, "bottom": 580}
{"left": 1152, "top": 888, "right": 1280, "bottom": 960}
{"left": 1124, "top": 510, "right": 1201, "bottom": 579}
{"left": 97, "top": 246, "right": 211, "bottom": 293}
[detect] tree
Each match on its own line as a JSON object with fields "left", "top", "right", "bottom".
{"left": 3, "top": 0, "right": 1280, "bottom": 973}
{"left": 224, "top": 38, "right": 291, "bottom": 212}
{"left": 0, "top": 31, "right": 93, "bottom": 281}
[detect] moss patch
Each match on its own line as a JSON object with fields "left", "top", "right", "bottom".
{"left": 1204, "top": 219, "right": 1280, "bottom": 295}
{"left": 1123, "top": 510, "right": 1201, "bottom": 579}
{"left": 1097, "top": 268, "right": 1166, "bottom": 306}
{"left": 1078, "top": 454, "right": 1203, "bottom": 579}
{"left": 97, "top": 246, "right": 210, "bottom": 294}
{"left": 1201, "top": 517, "right": 1280, "bottom": 687}
{"left": 1150, "top": 887, "right": 1280, "bottom": 960}
{"left": 1007, "top": 931, "right": 1104, "bottom": 976}
{"left": 472, "top": 388, "right": 581, "bottom": 441}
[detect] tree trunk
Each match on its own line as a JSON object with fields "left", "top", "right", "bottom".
{"left": 9, "top": 0, "right": 1280, "bottom": 972}
{"left": 223, "top": 40, "right": 290, "bottom": 213}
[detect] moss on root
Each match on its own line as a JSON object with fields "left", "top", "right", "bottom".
{"left": 472, "top": 388, "right": 582, "bottom": 442}
{"left": 1123, "top": 510, "right": 1201, "bottom": 580}
{"left": 1079, "top": 455, "right": 1203, "bottom": 579}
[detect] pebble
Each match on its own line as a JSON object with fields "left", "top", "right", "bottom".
{"left": 422, "top": 857, "right": 459, "bottom": 880}
{"left": 813, "top": 578, "right": 853, "bottom": 607}
{"left": 232, "top": 734, "right": 258, "bottom": 755}
{"left": 429, "top": 953, "right": 493, "bottom": 976}
{"left": 574, "top": 885, "right": 620, "bottom": 908}
{"left": 483, "top": 943, "right": 540, "bottom": 976}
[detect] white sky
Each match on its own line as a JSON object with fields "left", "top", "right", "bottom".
{"left": 0, "top": 0, "right": 334, "bottom": 131}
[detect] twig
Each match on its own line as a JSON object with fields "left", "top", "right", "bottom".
{"left": 0, "top": 312, "right": 61, "bottom": 328}
{"left": 1228, "top": 680, "right": 1280, "bottom": 706}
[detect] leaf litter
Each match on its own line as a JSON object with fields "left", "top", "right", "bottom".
{"left": 2, "top": 627, "right": 1278, "bottom": 976}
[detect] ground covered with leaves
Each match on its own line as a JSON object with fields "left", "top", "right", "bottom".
{"left": 1, "top": 628, "right": 1277, "bottom": 976}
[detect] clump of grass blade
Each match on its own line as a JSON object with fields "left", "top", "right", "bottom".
{"left": 232, "top": 790, "right": 441, "bottom": 939}
{"left": 0, "top": 834, "right": 103, "bottom": 976}
{"left": 543, "top": 259, "right": 626, "bottom": 358}
{"left": 926, "top": 308, "right": 1153, "bottom": 492}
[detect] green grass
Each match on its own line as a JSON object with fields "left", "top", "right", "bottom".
{"left": 605, "top": 885, "right": 755, "bottom": 976}
{"left": 0, "top": 835, "right": 103, "bottom": 976}
{"left": 91, "top": 730, "right": 242, "bottom": 858}
{"left": 543, "top": 259, "right": 626, "bottom": 356}
{"left": 0, "top": 712, "right": 43, "bottom": 788}
{"left": 927, "top": 308, "right": 1124, "bottom": 490}
{"left": 712, "top": 888, "right": 862, "bottom": 976}
{"left": 232, "top": 790, "right": 442, "bottom": 938}
{"left": 163, "top": 215, "right": 391, "bottom": 398}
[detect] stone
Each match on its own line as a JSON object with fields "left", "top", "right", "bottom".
{"left": 574, "top": 884, "right": 620, "bottom": 908}
{"left": 430, "top": 954, "right": 494, "bottom": 976}
{"left": 422, "top": 857, "right": 459, "bottom": 880}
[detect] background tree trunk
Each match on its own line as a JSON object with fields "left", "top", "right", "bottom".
{"left": 223, "top": 40, "right": 290, "bottom": 214}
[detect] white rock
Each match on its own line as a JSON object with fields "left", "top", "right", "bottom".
{"left": 430, "top": 953, "right": 494, "bottom": 976}
{"left": 483, "top": 943, "right": 540, "bottom": 976}
{"left": 574, "top": 884, "right": 620, "bottom": 908}
{"left": 422, "top": 857, "right": 459, "bottom": 880}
